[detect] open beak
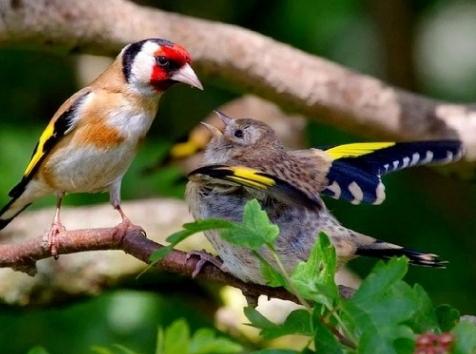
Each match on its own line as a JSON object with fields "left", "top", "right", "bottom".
{"left": 200, "top": 122, "right": 222, "bottom": 137}
{"left": 170, "top": 63, "right": 204, "bottom": 90}
{"left": 213, "top": 110, "right": 233, "bottom": 125}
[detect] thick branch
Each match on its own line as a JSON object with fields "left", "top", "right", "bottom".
{"left": 1, "top": 0, "right": 475, "bottom": 161}
{"left": 0, "top": 226, "right": 297, "bottom": 303}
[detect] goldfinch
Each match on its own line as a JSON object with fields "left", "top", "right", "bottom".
{"left": 185, "top": 112, "right": 463, "bottom": 284}
{"left": 0, "top": 38, "right": 203, "bottom": 257}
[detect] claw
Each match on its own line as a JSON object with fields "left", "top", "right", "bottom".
{"left": 113, "top": 217, "right": 145, "bottom": 240}
{"left": 186, "top": 250, "right": 224, "bottom": 278}
{"left": 43, "top": 222, "right": 65, "bottom": 259}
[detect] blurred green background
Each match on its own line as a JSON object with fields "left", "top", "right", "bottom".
{"left": 0, "top": 0, "right": 475, "bottom": 353}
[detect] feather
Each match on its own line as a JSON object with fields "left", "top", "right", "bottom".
{"left": 8, "top": 90, "right": 90, "bottom": 199}
{"left": 188, "top": 164, "right": 322, "bottom": 210}
{"left": 322, "top": 140, "right": 463, "bottom": 204}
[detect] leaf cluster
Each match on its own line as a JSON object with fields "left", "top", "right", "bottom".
{"left": 148, "top": 200, "right": 476, "bottom": 353}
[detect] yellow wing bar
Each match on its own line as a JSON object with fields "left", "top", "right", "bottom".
{"left": 24, "top": 123, "right": 55, "bottom": 176}
{"left": 326, "top": 142, "right": 396, "bottom": 160}
{"left": 224, "top": 166, "right": 276, "bottom": 189}
{"left": 188, "top": 164, "right": 322, "bottom": 210}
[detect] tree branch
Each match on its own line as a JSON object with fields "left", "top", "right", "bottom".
{"left": 1, "top": 0, "right": 475, "bottom": 162}
{"left": 0, "top": 225, "right": 298, "bottom": 303}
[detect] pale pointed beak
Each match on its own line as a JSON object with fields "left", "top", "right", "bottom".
{"left": 170, "top": 63, "right": 204, "bottom": 90}
{"left": 200, "top": 121, "right": 223, "bottom": 137}
{"left": 213, "top": 110, "right": 233, "bottom": 125}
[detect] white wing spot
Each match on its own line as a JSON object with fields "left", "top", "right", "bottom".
{"left": 421, "top": 151, "right": 434, "bottom": 164}
{"left": 401, "top": 157, "right": 410, "bottom": 169}
{"left": 393, "top": 160, "right": 399, "bottom": 170}
{"left": 443, "top": 150, "right": 454, "bottom": 163}
{"left": 411, "top": 152, "right": 420, "bottom": 166}
{"left": 373, "top": 181, "right": 386, "bottom": 205}
{"left": 349, "top": 181, "right": 363, "bottom": 205}
{"left": 326, "top": 181, "right": 341, "bottom": 199}
{"left": 383, "top": 164, "right": 390, "bottom": 171}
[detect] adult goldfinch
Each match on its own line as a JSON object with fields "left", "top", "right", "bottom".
{"left": 186, "top": 113, "right": 463, "bottom": 284}
{"left": 0, "top": 38, "right": 203, "bottom": 257}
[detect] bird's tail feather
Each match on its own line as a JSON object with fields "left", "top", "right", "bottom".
{"left": 0, "top": 179, "right": 44, "bottom": 231}
{"left": 0, "top": 197, "right": 32, "bottom": 231}
{"left": 356, "top": 240, "right": 446, "bottom": 268}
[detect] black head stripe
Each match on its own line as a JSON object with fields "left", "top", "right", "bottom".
{"left": 122, "top": 38, "right": 176, "bottom": 83}
{"left": 122, "top": 40, "right": 146, "bottom": 83}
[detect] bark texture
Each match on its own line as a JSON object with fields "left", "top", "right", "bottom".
{"left": 0, "top": 0, "right": 475, "bottom": 161}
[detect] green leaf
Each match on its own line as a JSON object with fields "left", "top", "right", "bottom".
{"left": 27, "top": 347, "right": 50, "bottom": 354}
{"left": 155, "top": 328, "right": 164, "bottom": 354}
{"left": 352, "top": 257, "right": 408, "bottom": 303}
{"left": 392, "top": 338, "right": 414, "bottom": 354}
{"left": 91, "top": 347, "right": 114, "bottom": 354}
{"left": 220, "top": 200, "right": 279, "bottom": 250}
{"left": 156, "top": 320, "right": 241, "bottom": 354}
{"left": 183, "top": 219, "right": 234, "bottom": 232}
{"left": 244, "top": 306, "right": 275, "bottom": 330}
{"left": 436, "top": 304, "right": 461, "bottom": 332}
{"left": 342, "top": 258, "right": 417, "bottom": 354}
{"left": 313, "top": 319, "right": 345, "bottom": 354}
{"left": 242, "top": 199, "right": 280, "bottom": 245}
{"left": 290, "top": 233, "right": 338, "bottom": 307}
{"left": 91, "top": 345, "right": 141, "bottom": 354}
{"left": 260, "top": 309, "right": 313, "bottom": 339}
{"left": 148, "top": 219, "right": 234, "bottom": 264}
{"left": 162, "top": 319, "right": 190, "bottom": 354}
{"left": 245, "top": 307, "right": 312, "bottom": 340}
{"left": 112, "top": 344, "right": 142, "bottom": 354}
{"left": 259, "top": 257, "right": 286, "bottom": 287}
{"left": 407, "top": 284, "right": 439, "bottom": 333}
{"left": 452, "top": 320, "right": 476, "bottom": 354}
{"left": 251, "top": 350, "right": 299, "bottom": 354}
{"left": 189, "top": 328, "right": 242, "bottom": 354}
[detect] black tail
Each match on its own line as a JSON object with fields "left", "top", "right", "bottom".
{"left": 356, "top": 244, "right": 447, "bottom": 268}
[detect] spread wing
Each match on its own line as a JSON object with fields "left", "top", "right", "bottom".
{"left": 9, "top": 89, "right": 91, "bottom": 198}
{"left": 188, "top": 141, "right": 463, "bottom": 210}
{"left": 319, "top": 141, "right": 463, "bottom": 205}
{"left": 188, "top": 164, "right": 322, "bottom": 210}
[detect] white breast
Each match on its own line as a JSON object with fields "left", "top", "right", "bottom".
{"left": 46, "top": 99, "right": 158, "bottom": 193}
{"left": 107, "top": 105, "right": 156, "bottom": 140}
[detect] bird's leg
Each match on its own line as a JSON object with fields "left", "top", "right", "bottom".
{"left": 44, "top": 192, "right": 65, "bottom": 259}
{"left": 110, "top": 180, "right": 144, "bottom": 237}
{"left": 186, "top": 250, "right": 226, "bottom": 278}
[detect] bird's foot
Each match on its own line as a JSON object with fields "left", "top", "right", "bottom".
{"left": 43, "top": 222, "right": 66, "bottom": 259}
{"left": 186, "top": 250, "right": 224, "bottom": 278}
{"left": 113, "top": 217, "right": 146, "bottom": 240}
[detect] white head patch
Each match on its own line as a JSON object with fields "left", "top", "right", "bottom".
{"left": 128, "top": 41, "right": 161, "bottom": 96}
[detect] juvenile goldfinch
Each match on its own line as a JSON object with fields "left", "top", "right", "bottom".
{"left": 186, "top": 112, "right": 463, "bottom": 284}
{"left": 0, "top": 38, "right": 203, "bottom": 257}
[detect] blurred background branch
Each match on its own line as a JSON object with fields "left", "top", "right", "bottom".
{"left": 1, "top": 0, "right": 476, "bottom": 163}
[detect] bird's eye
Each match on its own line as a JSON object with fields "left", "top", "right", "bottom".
{"left": 234, "top": 129, "right": 244, "bottom": 138}
{"left": 156, "top": 56, "right": 170, "bottom": 67}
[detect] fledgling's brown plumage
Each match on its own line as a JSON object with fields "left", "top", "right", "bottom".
{"left": 201, "top": 117, "right": 331, "bottom": 207}
{"left": 186, "top": 113, "right": 461, "bottom": 284}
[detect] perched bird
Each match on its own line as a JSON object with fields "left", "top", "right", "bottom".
{"left": 186, "top": 112, "right": 463, "bottom": 284}
{"left": 0, "top": 38, "right": 203, "bottom": 256}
